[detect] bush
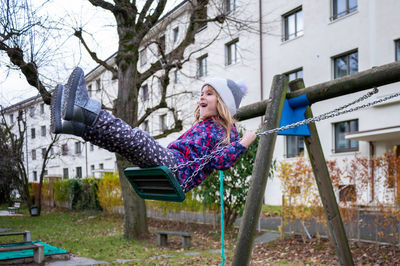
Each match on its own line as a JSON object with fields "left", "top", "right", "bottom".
{"left": 41, "top": 180, "right": 52, "bottom": 202}
{"left": 97, "top": 173, "right": 123, "bottom": 214}
{"left": 193, "top": 128, "right": 261, "bottom": 229}
{"left": 54, "top": 179, "right": 72, "bottom": 204}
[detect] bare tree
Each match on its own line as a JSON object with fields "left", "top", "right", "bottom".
{"left": 1, "top": 0, "right": 262, "bottom": 239}
{"left": 0, "top": 0, "right": 68, "bottom": 104}
{"left": 0, "top": 105, "right": 59, "bottom": 215}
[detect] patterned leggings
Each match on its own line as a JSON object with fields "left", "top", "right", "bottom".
{"left": 82, "top": 110, "right": 177, "bottom": 169}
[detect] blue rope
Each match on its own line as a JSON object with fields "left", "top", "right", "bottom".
{"left": 219, "top": 170, "right": 225, "bottom": 266}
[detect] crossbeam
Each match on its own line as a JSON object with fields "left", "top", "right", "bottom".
{"left": 235, "top": 61, "right": 400, "bottom": 121}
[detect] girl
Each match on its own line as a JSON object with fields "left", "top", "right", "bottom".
{"left": 51, "top": 67, "right": 256, "bottom": 192}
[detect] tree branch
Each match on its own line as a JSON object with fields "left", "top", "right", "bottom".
{"left": 138, "top": 1, "right": 209, "bottom": 83}
{"left": 153, "top": 120, "right": 183, "bottom": 140}
{"left": 2, "top": 47, "right": 51, "bottom": 104}
{"left": 88, "top": 0, "right": 115, "bottom": 12}
{"left": 74, "top": 28, "right": 118, "bottom": 78}
{"left": 136, "top": 0, "right": 154, "bottom": 26}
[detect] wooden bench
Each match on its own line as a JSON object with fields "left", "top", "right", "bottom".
{"left": 154, "top": 230, "right": 193, "bottom": 248}
{"left": 0, "top": 243, "right": 44, "bottom": 264}
{"left": 7, "top": 202, "right": 21, "bottom": 214}
{"left": 0, "top": 231, "right": 31, "bottom": 242}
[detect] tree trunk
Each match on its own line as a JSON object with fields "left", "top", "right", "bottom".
{"left": 115, "top": 59, "right": 149, "bottom": 239}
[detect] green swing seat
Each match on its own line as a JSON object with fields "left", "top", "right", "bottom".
{"left": 124, "top": 166, "right": 186, "bottom": 202}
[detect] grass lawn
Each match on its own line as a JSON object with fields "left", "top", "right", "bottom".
{"left": 0, "top": 207, "right": 235, "bottom": 265}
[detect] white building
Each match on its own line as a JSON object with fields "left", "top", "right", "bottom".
{"left": 2, "top": 0, "right": 400, "bottom": 206}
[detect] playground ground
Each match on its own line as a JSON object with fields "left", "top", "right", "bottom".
{"left": 1, "top": 207, "right": 399, "bottom": 265}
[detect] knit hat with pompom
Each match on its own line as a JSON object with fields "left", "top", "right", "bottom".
{"left": 202, "top": 78, "right": 248, "bottom": 116}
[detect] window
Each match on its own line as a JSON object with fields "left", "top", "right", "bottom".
{"left": 88, "top": 84, "right": 93, "bottom": 97}
{"left": 160, "top": 114, "right": 167, "bottom": 132}
{"left": 396, "top": 39, "right": 400, "bottom": 62}
{"left": 139, "top": 48, "right": 147, "bottom": 66}
{"left": 96, "top": 79, "right": 101, "bottom": 91}
{"left": 90, "top": 165, "right": 95, "bottom": 174}
{"left": 174, "top": 70, "right": 180, "bottom": 84}
{"left": 32, "top": 149, "right": 36, "bottom": 160}
{"left": 63, "top": 168, "right": 69, "bottom": 179}
{"left": 142, "top": 120, "right": 149, "bottom": 132}
{"left": 141, "top": 84, "right": 149, "bottom": 101}
{"left": 286, "top": 135, "right": 305, "bottom": 158}
{"left": 158, "top": 35, "right": 166, "bottom": 55}
{"left": 9, "top": 114, "right": 14, "bottom": 124}
{"left": 41, "top": 125, "right": 46, "bottom": 137}
{"left": 339, "top": 184, "right": 356, "bottom": 202}
{"left": 44, "top": 170, "right": 48, "bottom": 176}
{"left": 331, "top": 0, "right": 357, "bottom": 21}
{"left": 90, "top": 144, "right": 94, "bottom": 151}
{"left": 225, "top": 0, "right": 236, "bottom": 13}
{"left": 50, "top": 148, "right": 54, "bottom": 156}
{"left": 197, "top": 6, "right": 208, "bottom": 31}
{"left": 173, "top": 27, "right": 179, "bottom": 43}
{"left": 61, "top": 144, "right": 68, "bottom": 156}
{"left": 29, "top": 106, "right": 35, "bottom": 117}
{"left": 21, "top": 151, "right": 24, "bottom": 162}
{"left": 285, "top": 68, "right": 304, "bottom": 92}
{"left": 334, "top": 119, "right": 358, "bottom": 153}
{"left": 225, "top": 39, "right": 239, "bottom": 66}
{"left": 197, "top": 54, "right": 208, "bottom": 77}
{"left": 285, "top": 68, "right": 303, "bottom": 82}
{"left": 31, "top": 128, "right": 36, "bottom": 139}
{"left": 40, "top": 103, "right": 45, "bottom": 114}
{"left": 33, "top": 171, "right": 37, "bottom": 182}
{"left": 283, "top": 7, "right": 303, "bottom": 41}
{"left": 99, "top": 164, "right": 104, "bottom": 177}
{"left": 41, "top": 148, "right": 46, "bottom": 159}
{"left": 76, "top": 167, "right": 82, "bottom": 179}
{"left": 75, "top": 141, "right": 81, "bottom": 154}
{"left": 333, "top": 50, "right": 358, "bottom": 79}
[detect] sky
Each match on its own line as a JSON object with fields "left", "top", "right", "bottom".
{"left": 0, "top": 0, "right": 181, "bottom": 107}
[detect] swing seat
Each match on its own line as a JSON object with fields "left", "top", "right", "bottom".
{"left": 124, "top": 166, "right": 186, "bottom": 202}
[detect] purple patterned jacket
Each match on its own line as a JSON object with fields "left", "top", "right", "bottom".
{"left": 168, "top": 117, "right": 247, "bottom": 192}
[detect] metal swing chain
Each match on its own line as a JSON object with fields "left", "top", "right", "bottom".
{"left": 175, "top": 88, "right": 400, "bottom": 191}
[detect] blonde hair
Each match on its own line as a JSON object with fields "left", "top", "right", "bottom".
{"left": 194, "top": 86, "right": 235, "bottom": 144}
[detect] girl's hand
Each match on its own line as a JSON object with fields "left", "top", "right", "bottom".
{"left": 240, "top": 131, "right": 257, "bottom": 148}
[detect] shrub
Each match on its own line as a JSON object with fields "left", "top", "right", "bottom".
{"left": 73, "top": 178, "right": 102, "bottom": 211}
{"left": 97, "top": 173, "right": 123, "bottom": 214}
{"left": 41, "top": 180, "right": 52, "bottom": 202}
{"left": 54, "top": 179, "right": 72, "bottom": 205}
{"left": 193, "top": 128, "right": 261, "bottom": 229}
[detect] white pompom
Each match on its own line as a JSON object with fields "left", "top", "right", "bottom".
{"left": 236, "top": 80, "right": 248, "bottom": 96}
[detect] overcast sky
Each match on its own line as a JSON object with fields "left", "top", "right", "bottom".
{"left": 0, "top": 0, "right": 180, "bottom": 107}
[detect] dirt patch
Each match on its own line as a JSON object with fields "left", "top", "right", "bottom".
{"left": 149, "top": 218, "right": 400, "bottom": 264}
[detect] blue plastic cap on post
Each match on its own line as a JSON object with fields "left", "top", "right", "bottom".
{"left": 278, "top": 94, "right": 311, "bottom": 136}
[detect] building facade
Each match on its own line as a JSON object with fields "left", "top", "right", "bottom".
{"left": 2, "top": 0, "right": 400, "bottom": 206}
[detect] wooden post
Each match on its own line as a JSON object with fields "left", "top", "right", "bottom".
{"left": 232, "top": 75, "right": 288, "bottom": 266}
{"left": 290, "top": 79, "right": 354, "bottom": 266}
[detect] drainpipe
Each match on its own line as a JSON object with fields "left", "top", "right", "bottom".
{"left": 258, "top": 0, "right": 264, "bottom": 125}
{"left": 369, "top": 141, "right": 375, "bottom": 203}
{"left": 85, "top": 142, "right": 88, "bottom": 178}
{"left": 369, "top": 0, "right": 376, "bottom": 67}
{"left": 24, "top": 109, "right": 29, "bottom": 181}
